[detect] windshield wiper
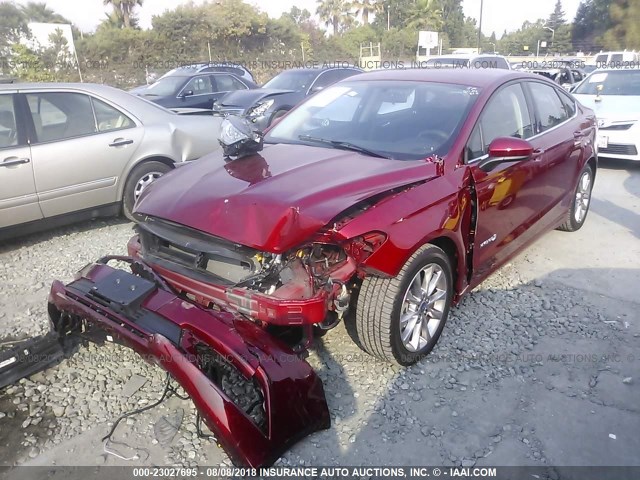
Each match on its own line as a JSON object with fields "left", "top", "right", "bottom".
{"left": 298, "top": 134, "right": 389, "bottom": 159}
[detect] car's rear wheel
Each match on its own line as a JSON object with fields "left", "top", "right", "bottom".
{"left": 123, "top": 161, "right": 171, "bottom": 221}
{"left": 557, "top": 164, "right": 594, "bottom": 232}
{"left": 354, "top": 244, "right": 453, "bottom": 366}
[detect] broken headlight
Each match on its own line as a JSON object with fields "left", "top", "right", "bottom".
{"left": 248, "top": 99, "right": 274, "bottom": 118}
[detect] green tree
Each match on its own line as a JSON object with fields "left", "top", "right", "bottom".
{"left": 283, "top": 6, "right": 312, "bottom": 24}
{"left": 497, "top": 19, "right": 547, "bottom": 55}
{"left": 602, "top": 0, "right": 640, "bottom": 49}
{"left": 372, "top": 0, "right": 413, "bottom": 30}
{"left": 10, "top": 43, "right": 55, "bottom": 81}
{"left": 547, "top": 0, "right": 566, "bottom": 29}
{"left": 407, "top": 0, "right": 443, "bottom": 31}
{"left": 545, "top": 0, "right": 572, "bottom": 53}
{"left": 20, "top": 2, "right": 69, "bottom": 23}
{"left": 350, "top": 0, "right": 383, "bottom": 25}
{"left": 440, "top": 0, "right": 466, "bottom": 47}
{"left": 572, "top": 0, "right": 612, "bottom": 51}
{"left": 0, "top": 2, "right": 29, "bottom": 66}
{"left": 316, "top": 0, "right": 352, "bottom": 35}
{"left": 103, "top": 0, "right": 143, "bottom": 29}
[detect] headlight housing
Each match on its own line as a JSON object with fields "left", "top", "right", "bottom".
{"left": 218, "top": 116, "right": 264, "bottom": 159}
{"left": 249, "top": 99, "right": 275, "bottom": 118}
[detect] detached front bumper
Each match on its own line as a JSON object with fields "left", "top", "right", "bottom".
{"left": 47, "top": 256, "right": 330, "bottom": 467}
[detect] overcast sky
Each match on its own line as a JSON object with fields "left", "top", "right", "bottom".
{"left": 11, "top": 0, "right": 583, "bottom": 37}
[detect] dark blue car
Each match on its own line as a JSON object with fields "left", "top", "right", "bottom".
{"left": 133, "top": 70, "right": 258, "bottom": 111}
{"left": 213, "top": 67, "right": 362, "bottom": 129}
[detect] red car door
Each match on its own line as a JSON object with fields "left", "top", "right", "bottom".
{"left": 465, "top": 82, "right": 549, "bottom": 282}
{"left": 524, "top": 81, "right": 586, "bottom": 222}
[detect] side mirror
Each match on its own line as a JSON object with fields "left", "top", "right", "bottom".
{"left": 182, "top": 90, "right": 194, "bottom": 98}
{"left": 478, "top": 137, "right": 534, "bottom": 172}
{"left": 309, "top": 85, "right": 324, "bottom": 94}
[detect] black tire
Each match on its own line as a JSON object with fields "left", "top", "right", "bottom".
{"left": 122, "top": 161, "right": 171, "bottom": 221}
{"left": 557, "top": 164, "right": 594, "bottom": 232}
{"left": 354, "top": 244, "right": 453, "bottom": 366}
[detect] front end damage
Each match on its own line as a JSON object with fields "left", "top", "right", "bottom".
{"left": 44, "top": 256, "right": 330, "bottom": 467}
{"left": 126, "top": 215, "right": 388, "bottom": 332}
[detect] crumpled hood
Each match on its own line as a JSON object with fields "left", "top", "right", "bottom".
{"left": 217, "top": 89, "right": 296, "bottom": 109}
{"left": 135, "top": 144, "right": 438, "bottom": 252}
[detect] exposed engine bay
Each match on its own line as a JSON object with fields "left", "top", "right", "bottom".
{"left": 132, "top": 216, "right": 364, "bottom": 328}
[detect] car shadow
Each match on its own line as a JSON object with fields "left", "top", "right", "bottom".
{"left": 589, "top": 158, "right": 640, "bottom": 239}
{"left": 0, "top": 217, "right": 131, "bottom": 255}
{"left": 303, "top": 267, "right": 640, "bottom": 470}
{"left": 590, "top": 198, "right": 640, "bottom": 239}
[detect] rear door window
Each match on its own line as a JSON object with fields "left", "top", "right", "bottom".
{"left": 526, "top": 82, "right": 569, "bottom": 133}
{"left": 92, "top": 98, "right": 134, "bottom": 132}
{"left": 26, "top": 92, "right": 97, "bottom": 143}
{"left": 183, "top": 75, "right": 213, "bottom": 95}
{"left": 214, "top": 74, "right": 246, "bottom": 92}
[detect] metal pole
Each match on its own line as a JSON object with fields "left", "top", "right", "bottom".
{"left": 536, "top": 39, "right": 540, "bottom": 58}
{"left": 477, "top": 0, "right": 484, "bottom": 53}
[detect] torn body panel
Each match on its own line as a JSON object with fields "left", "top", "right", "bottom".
{"left": 128, "top": 220, "right": 359, "bottom": 326}
{"left": 46, "top": 257, "right": 330, "bottom": 467}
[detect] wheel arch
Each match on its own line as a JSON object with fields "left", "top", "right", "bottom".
{"left": 586, "top": 155, "right": 597, "bottom": 181}
{"left": 117, "top": 155, "right": 176, "bottom": 200}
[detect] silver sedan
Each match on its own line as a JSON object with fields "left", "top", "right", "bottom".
{"left": 0, "top": 83, "right": 221, "bottom": 238}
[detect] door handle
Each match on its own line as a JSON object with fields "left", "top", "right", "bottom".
{"left": 573, "top": 131, "right": 582, "bottom": 138}
{"left": 109, "top": 139, "right": 133, "bottom": 147}
{"left": 531, "top": 148, "right": 545, "bottom": 160}
{"left": 0, "top": 157, "right": 30, "bottom": 167}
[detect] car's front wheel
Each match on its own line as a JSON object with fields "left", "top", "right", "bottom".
{"left": 355, "top": 244, "right": 453, "bottom": 366}
{"left": 123, "top": 161, "right": 171, "bottom": 221}
{"left": 557, "top": 163, "right": 594, "bottom": 232}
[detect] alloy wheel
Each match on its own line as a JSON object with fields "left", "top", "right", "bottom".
{"left": 399, "top": 263, "right": 448, "bottom": 352}
{"left": 134, "top": 172, "right": 163, "bottom": 201}
{"left": 574, "top": 170, "right": 592, "bottom": 224}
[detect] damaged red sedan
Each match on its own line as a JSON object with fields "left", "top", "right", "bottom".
{"left": 40, "top": 69, "right": 597, "bottom": 466}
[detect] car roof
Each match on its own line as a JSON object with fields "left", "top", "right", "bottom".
{"left": 281, "top": 67, "right": 362, "bottom": 73}
{"left": 349, "top": 68, "right": 535, "bottom": 88}
{"left": 0, "top": 82, "right": 174, "bottom": 121}
{"left": 430, "top": 53, "right": 507, "bottom": 60}
{"left": 0, "top": 82, "right": 122, "bottom": 93}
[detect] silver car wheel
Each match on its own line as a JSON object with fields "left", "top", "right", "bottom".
{"left": 399, "top": 263, "right": 448, "bottom": 353}
{"left": 134, "top": 171, "right": 163, "bottom": 201}
{"left": 574, "top": 170, "right": 592, "bottom": 224}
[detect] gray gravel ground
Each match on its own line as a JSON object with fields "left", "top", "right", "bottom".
{"left": 0, "top": 162, "right": 638, "bottom": 471}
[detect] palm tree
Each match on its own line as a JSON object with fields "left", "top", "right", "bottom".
{"left": 407, "top": 0, "right": 443, "bottom": 31}
{"left": 103, "top": 0, "right": 143, "bottom": 29}
{"left": 316, "top": 0, "right": 350, "bottom": 35}
{"left": 20, "top": 2, "right": 69, "bottom": 23}
{"left": 350, "top": 0, "right": 383, "bottom": 25}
